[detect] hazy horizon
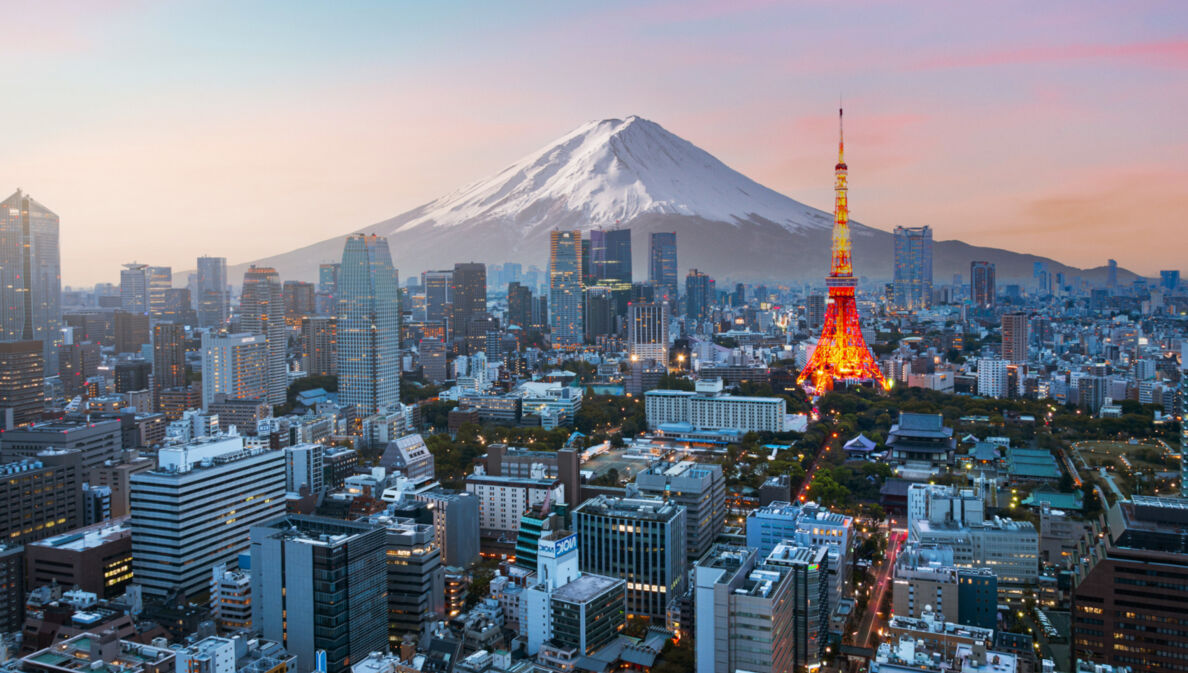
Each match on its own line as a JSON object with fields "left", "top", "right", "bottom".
{"left": 5, "top": 1, "right": 1184, "bottom": 285}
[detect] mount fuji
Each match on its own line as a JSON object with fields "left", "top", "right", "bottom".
{"left": 237, "top": 116, "right": 1123, "bottom": 286}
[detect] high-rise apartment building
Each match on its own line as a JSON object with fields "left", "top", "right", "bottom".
{"left": 251, "top": 515, "right": 388, "bottom": 673}
{"left": 0, "top": 190, "right": 62, "bottom": 375}
{"left": 893, "top": 226, "right": 933, "bottom": 311}
{"left": 120, "top": 263, "right": 150, "bottom": 314}
{"left": 571, "top": 495, "right": 687, "bottom": 619}
{"left": 195, "top": 256, "right": 229, "bottom": 328}
{"left": 200, "top": 332, "right": 269, "bottom": 409}
{"left": 977, "top": 358, "right": 1009, "bottom": 398}
{"left": 0, "top": 341, "right": 44, "bottom": 427}
{"left": 130, "top": 435, "right": 285, "bottom": 597}
{"left": 300, "top": 315, "right": 336, "bottom": 376}
{"left": 451, "top": 263, "right": 487, "bottom": 355}
{"left": 627, "top": 301, "right": 669, "bottom": 365}
{"left": 1001, "top": 312, "right": 1029, "bottom": 364}
{"left": 648, "top": 232, "right": 678, "bottom": 305}
{"left": 337, "top": 234, "right": 400, "bottom": 415}
{"left": 802, "top": 295, "right": 824, "bottom": 333}
{"left": 685, "top": 269, "right": 712, "bottom": 320}
{"left": 549, "top": 230, "right": 583, "bottom": 348}
{"left": 970, "top": 261, "right": 996, "bottom": 310}
{"left": 240, "top": 266, "right": 286, "bottom": 406}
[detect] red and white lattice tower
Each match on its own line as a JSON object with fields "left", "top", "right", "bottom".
{"left": 798, "top": 108, "right": 890, "bottom": 394}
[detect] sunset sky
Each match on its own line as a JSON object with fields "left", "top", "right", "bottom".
{"left": 4, "top": 0, "right": 1185, "bottom": 285}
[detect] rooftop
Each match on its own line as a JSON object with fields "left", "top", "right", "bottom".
{"left": 28, "top": 519, "right": 131, "bottom": 551}
{"left": 551, "top": 573, "right": 624, "bottom": 604}
{"left": 574, "top": 495, "right": 683, "bottom": 521}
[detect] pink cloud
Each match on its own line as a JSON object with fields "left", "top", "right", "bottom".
{"left": 917, "top": 39, "right": 1188, "bottom": 70}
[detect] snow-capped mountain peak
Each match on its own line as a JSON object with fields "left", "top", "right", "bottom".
{"left": 391, "top": 115, "right": 833, "bottom": 236}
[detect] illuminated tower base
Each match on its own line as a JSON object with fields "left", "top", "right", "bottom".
{"left": 798, "top": 284, "right": 888, "bottom": 394}
{"left": 797, "top": 107, "right": 889, "bottom": 395}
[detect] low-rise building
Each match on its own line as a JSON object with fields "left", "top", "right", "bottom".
{"left": 25, "top": 519, "right": 133, "bottom": 598}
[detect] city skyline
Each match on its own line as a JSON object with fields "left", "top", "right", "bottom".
{"left": 3, "top": 1, "right": 1183, "bottom": 284}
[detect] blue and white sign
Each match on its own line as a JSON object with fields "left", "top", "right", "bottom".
{"left": 540, "top": 533, "right": 578, "bottom": 559}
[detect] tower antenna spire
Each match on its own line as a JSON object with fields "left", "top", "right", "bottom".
{"left": 838, "top": 106, "right": 844, "bottom": 164}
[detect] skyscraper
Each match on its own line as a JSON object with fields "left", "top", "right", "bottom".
{"left": 549, "top": 230, "right": 583, "bottom": 348}
{"left": 113, "top": 310, "right": 150, "bottom": 354}
{"left": 422, "top": 270, "right": 453, "bottom": 330}
{"left": 241, "top": 266, "right": 287, "bottom": 406}
{"left": 152, "top": 322, "right": 187, "bottom": 396}
{"left": 685, "top": 269, "right": 712, "bottom": 320}
{"left": 892, "top": 226, "right": 932, "bottom": 311}
{"left": 120, "top": 263, "right": 150, "bottom": 314}
{"left": 300, "top": 315, "right": 337, "bottom": 377}
{"left": 507, "top": 281, "right": 534, "bottom": 329}
{"left": 1160, "top": 269, "right": 1181, "bottom": 291}
{"left": 648, "top": 232, "right": 678, "bottom": 305}
{"left": 337, "top": 234, "right": 401, "bottom": 415}
{"left": 1106, "top": 258, "right": 1117, "bottom": 289}
{"left": 451, "top": 262, "right": 487, "bottom": 355}
{"left": 1001, "top": 313, "right": 1029, "bottom": 364}
{"left": 148, "top": 266, "right": 172, "bottom": 318}
{"left": 589, "top": 228, "right": 632, "bottom": 283}
{"left": 195, "top": 256, "right": 228, "bottom": 328}
{"left": 316, "top": 261, "right": 340, "bottom": 315}
{"left": 0, "top": 190, "right": 62, "bottom": 376}
{"left": 282, "top": 280, "right": 316, "bottom": 325}
{"left": 583, "top": 286, "right": 614, "bottom": 341}
{"left": 627, "top": 301, "right": 669, "bottom": 365}
{"left": 970, "top": 261, "right": 996, "bottom": 310}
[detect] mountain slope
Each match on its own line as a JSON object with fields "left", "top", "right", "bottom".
{"left": 236, "top": 116, "right": 1129, "bottom": 287}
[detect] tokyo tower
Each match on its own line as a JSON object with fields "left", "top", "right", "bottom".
{"left": 798, "top": 108, "right": 890, "bottom": 394}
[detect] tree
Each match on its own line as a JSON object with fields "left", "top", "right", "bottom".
{"left": 806, "top": 469, "right": 849, "bottom": 507}
{"left": 656, "top": 374, "right": 695, "bottom": 391}
{"left": 652, "top": 640, "right": 694, "bottom": 673}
